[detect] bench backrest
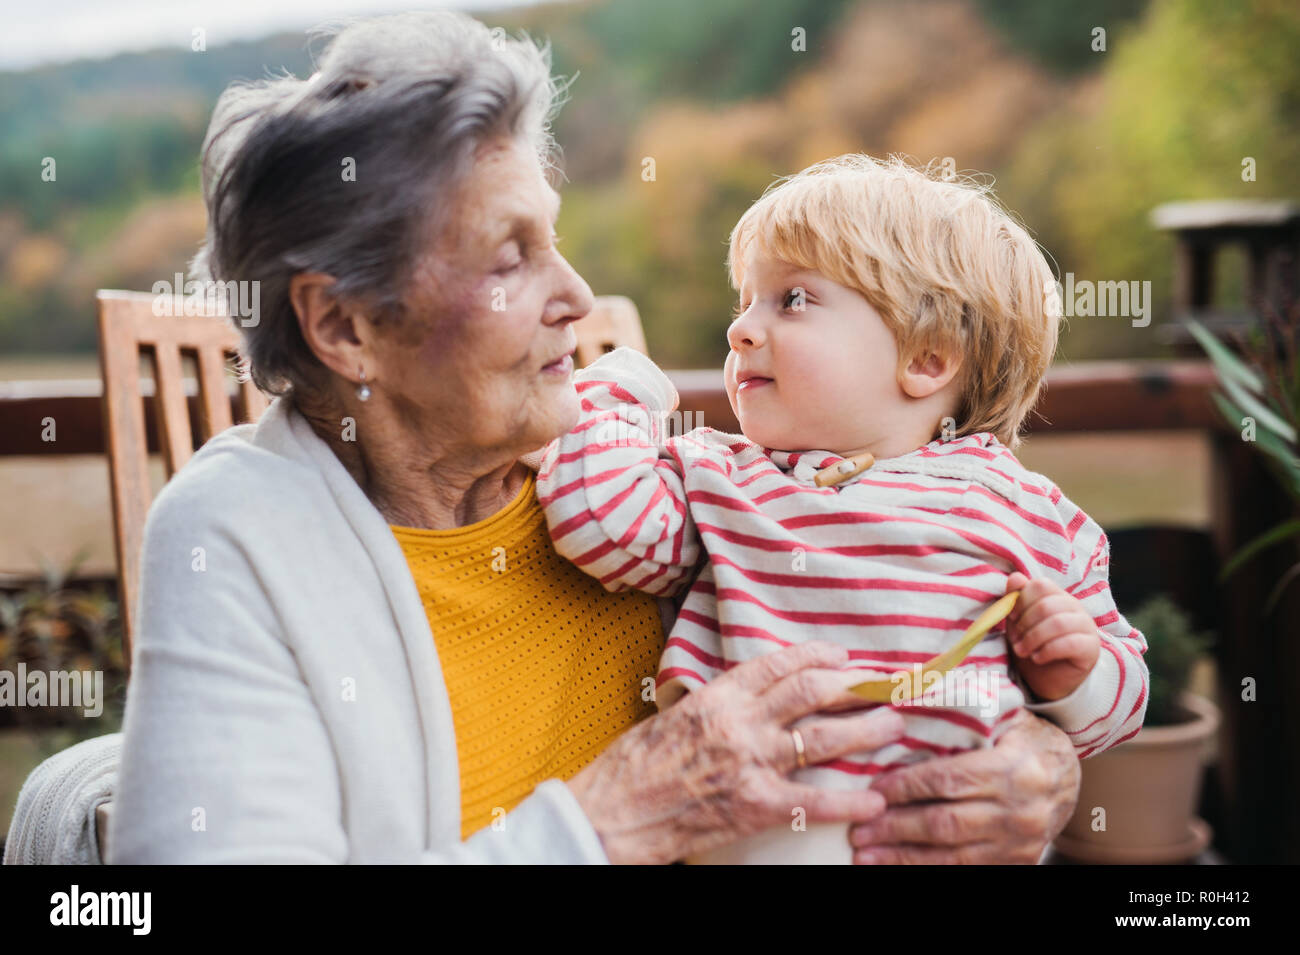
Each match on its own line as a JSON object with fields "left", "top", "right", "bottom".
{"left": 98, "top": 290, "right": 647, "bottom": 662}
{"left": 97, "top": 290, "right": 268, "bottom": 658}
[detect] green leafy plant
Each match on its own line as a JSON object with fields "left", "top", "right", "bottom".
{"left": 0, "top": 555, "right": 125, "bottom": 729}
{"left": 1129, "top": 594, "right": 1214, "bottom": 727}
{"left": 1187, "top": 301, "right": 1300, "bottom": 613}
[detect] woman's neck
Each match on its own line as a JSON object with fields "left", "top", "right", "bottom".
{"left": 293, "top": 391, "right": 529, "bottom": 530}
{"left": 369, "top": 454, "right": 528, "bottom": 529}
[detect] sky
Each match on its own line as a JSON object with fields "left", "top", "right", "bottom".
{"left": 0, "top": 0, "right": 547, "bottom": 71}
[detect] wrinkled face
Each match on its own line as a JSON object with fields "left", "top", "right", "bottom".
{"left": 372, "top": 137, "right": 593, "bottom": 459}
{"left": 724, "top": 251, "right": 902, "bottom": 453}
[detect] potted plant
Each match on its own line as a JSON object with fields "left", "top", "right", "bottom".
{"left": 1052, "top": 594, "right": 1218, "bottom": 863}
{"left": 0, "top": 556, "right": 125, "bottom": 731}
{"left": 1183, "top": 303, "right": 1299, "bottom": 862}
{"left": 1186, "top": 306, "right": 1300, "bottom": 609}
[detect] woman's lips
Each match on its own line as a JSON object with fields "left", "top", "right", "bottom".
{"left": 736, "top": 376, "right": 773, "bottom": 393}
{"left": 542, "top": 354, "right": 574, "bottom": 375}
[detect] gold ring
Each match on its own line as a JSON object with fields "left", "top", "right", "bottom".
{"left": 790, "top": 727, "right": 808, "bottom": 770}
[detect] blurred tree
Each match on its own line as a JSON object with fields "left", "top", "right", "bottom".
{"left": 1002, "top": 0, "right": 1300, "bottom": 360}
{"left": 557, "top": 0, "right": 1066, "bottom": 366}
{"left": 974, "top": 0, "right": 1149, "bottom": 75}
{"left": 2, "top": 0, "right": 1295, "bottom": 370}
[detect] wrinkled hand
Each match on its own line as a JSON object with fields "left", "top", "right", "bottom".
{"left": 566, "top": 641, "right": 906, "bottom": 865}
{"left": 848, "top": 708, "right": 1081, "bottom": 864}
{"left": 1004, "top": 572, "right": 1101, "bottom": 702}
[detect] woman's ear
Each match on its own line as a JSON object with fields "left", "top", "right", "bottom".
{"left": 289, "top": 272, "right": 371, "bottom": 383}
{"left": 899, "top": 349, "right": 963, "bottom": 399}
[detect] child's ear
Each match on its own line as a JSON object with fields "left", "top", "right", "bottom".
{"left": 899, "top": 350, "right": 963, "bottom": 399}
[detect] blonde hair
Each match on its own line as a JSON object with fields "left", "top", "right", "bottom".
{"left": 727, "top": 154, "right": 1060, "bottom": 450}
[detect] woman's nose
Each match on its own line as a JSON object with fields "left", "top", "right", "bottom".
{"left": 548, "top": 253, "right": 595, "bottom": 326}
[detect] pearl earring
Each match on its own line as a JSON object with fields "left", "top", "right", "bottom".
{"left": 356, "top": 368, "right": 371, "bottom": 402}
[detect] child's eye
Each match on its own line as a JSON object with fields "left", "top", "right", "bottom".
{"left": 782, "top": 287, "right": 807, "bottom": 311}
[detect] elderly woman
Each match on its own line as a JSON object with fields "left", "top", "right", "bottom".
{"left": 109, "top": 11, "right": 1080, "bottom": 864}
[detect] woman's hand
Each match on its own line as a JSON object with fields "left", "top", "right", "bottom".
{"left": 847, "top": 708, "right": 1081, "bottom": 864}
{"left": 566, "top": 641, "right": 906, "bottom": 865}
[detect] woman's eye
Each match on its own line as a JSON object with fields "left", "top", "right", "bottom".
{"left": 494, "top": 244, "right": 523, "bottom": 274}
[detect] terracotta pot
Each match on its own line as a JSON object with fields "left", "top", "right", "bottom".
{"left": 1053, "top": 691, "right": 1219, "bottom": 863}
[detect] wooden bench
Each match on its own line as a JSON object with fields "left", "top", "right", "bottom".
{"left": 97, "top": 290, "right": 269, "bottom": 652}
{"left": 98, "top": 290, "right": 648, "bottom": 664}
{"left": 88, "top": 290, "right": 646, "bottom": 864}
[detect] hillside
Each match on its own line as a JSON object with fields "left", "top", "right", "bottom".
{"left": 3, "top": 0, "right": 1297, "bottom": 366}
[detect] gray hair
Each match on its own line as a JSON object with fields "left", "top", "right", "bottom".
{"left": 193, "top": 10, "right": 564, "bottom": 396}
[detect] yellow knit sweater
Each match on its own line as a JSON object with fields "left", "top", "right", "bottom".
{"left": 390, "top": 471, "right": 664, "bottom": 839}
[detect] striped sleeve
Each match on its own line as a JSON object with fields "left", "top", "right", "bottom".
{"left": 536, "top": 347, "right": 700, "bottom": 597}
{"left": 1022, "top": 496, "right": 1149, "bottom": 758}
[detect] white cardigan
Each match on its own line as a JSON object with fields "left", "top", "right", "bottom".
{"left": 108, "top": 397, "right": 613, "bottom": 863}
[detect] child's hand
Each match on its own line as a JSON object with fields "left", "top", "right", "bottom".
{"left": 1003, "top": 572, "right": 1100, "bottom": 702}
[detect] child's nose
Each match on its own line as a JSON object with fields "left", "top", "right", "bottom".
{"left": 727, "top": 313, "right": 764, "bottom": 350}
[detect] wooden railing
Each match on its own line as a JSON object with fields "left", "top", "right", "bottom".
{"left": 669, "top": 360, "right": 1222, "bottom": 436}
{"left": 0, "top": 359, "right": 1221, "bottom": 459}
{"left": 1, "top": 377, "right": 224, "bottom": 457}
{"left": 1, "top": 359, "right": 1296, "bottom": 862}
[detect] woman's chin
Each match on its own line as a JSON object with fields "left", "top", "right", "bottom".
{"left": 535, "top": 390, "right": 582, "bottom": 444}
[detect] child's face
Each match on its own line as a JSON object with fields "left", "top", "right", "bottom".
{"left": 724, "top": 251, "right": 904, "bottom": 454}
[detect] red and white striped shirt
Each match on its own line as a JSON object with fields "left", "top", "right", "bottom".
{"left": 538, "top": 348, "right": 1148, "bottom": 786}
